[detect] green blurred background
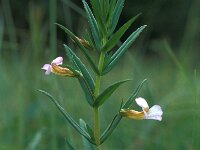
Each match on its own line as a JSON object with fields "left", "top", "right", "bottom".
{"left": 0, "top": 0, "right": 200, "bottom": 149}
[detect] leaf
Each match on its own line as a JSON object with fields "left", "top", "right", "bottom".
{"left": 78, "top": 78, "right": 94, "bottom": 106}
{"left": 93, "top": 79, "right": 131, "bottom": 108}
{"left": 85, "top": 30, "right": 95, "bottom": 50}
{"left": 122, "top": 79, "right": 147, "bottom": 109}
{"left": 108, "top": 0, "right": 125, "bottom": 35}
{"left": 64, "top": 45, "right": 95, "bottom": 106}
{"left": 90, "top": 0, "right": 107, "bottom": 38}
{"left": 102, "top": 13, "right": 141, "bottom": 52}
{"left": 38, "top": 90, "right": 95, "bottom": 144}
{"left": 107, "top": 0, "right": 117, "bottom": 25}
{"left": 100, "top": 114, "right": 122, "bottom": 144}
{"left": 90, "top": 0, "right": 101, "bottom": 20}
{"left": 103, "top": 25, "right": 147, "bottom": 74}
{"left": 56, "top": 23, "right": 99, "bottom": 75}
{"left": 79, "top": 119, "right": 95, "bottom": 150}
{"left": 100, "top": 79, "right": 147, "bottom": 144}
{"left": 65, "top": 44, "right": 95, "bottom": 91}
{"left": 82, "top": 0, "right": 101, "bottom": 50}
{"left": 66, "top": 140, "right": 76, "bottom": 150}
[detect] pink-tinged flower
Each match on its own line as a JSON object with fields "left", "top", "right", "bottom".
{"left": 41, "top": 57, "right": 75, "bottom": 77}
{"left": 120, "top": 97, "right": 163, "bottom": 121}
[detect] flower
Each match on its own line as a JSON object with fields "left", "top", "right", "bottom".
{"left": 120, "top": 97, "right": 163, "bottom": 121}
{"left": 41, "top": 56, "right": 75, "bottom": 77}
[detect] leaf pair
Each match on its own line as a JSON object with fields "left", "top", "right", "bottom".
{"left": 65, "top": 44, "right": 130, "bottom": 108}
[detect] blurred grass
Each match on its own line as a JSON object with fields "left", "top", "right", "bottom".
{"left": 0, "top": 0, "right": 200, "bottom": 150}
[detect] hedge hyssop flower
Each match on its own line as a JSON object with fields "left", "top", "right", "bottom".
{"left": 120, "top": 97, "right": 163, "bottom": 121}
{"left": 42, "top": 56, "right": 75, "bottom": 77}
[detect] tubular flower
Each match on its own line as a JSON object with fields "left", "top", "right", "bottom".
{"left": 41, "top": 56, "right": 75, "bottom": 77}
{"left": 120, "top": 97, "right": 163, "bottom": 121}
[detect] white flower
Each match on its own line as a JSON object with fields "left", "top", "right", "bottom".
{"left": 120, "top": 97, "right": 163, "bottom": 121}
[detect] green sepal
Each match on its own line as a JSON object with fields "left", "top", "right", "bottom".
{"left": 103, "top": 25, "right": 147, "bottom": 74}
{"left": 82, "top": 0, "right": 102, "bottom": 51}
{"left": 56, "top": 23, "right": 100, "bottom": 75}
{"left": 93, "top": 79, "right": 131, "bottom": 108}
{"left": 64, "top": 44, "right": 95, "bottom": 106}
{"left": 38, "top": 90, "right": 95, "bottom": 145}
{"left": 108, "top": 0, "right": 125, "bottom": 35}
{"left": 79, "top": 119, "right": 95, "bottom": 149}
{"left": 100, "top": 79, "right": 147, "bottom": 144}
{"left": 102, "top": 13, "right": 141, "bottom": 53}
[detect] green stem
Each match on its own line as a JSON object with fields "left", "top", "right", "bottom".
{"left": 94, "top": 52, "right": 105, "bottom": 148}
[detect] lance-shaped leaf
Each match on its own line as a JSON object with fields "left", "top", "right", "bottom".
{"left": 108, "top": 0, "right": 125, "bottom": 35}
{"left": 82, "top": 0, "right": 101, "bottom": 50}
{"left": 65, "top": 44, "right": 95, "bottom": 91}
{"left": 79, "top": 119, "right": 95, "bottom": 150}
{"left": 56, "top": 23, "right": 99, "bottom": 75}
{"left": 103, "top": 25, "right": 147, "bottom": 74}
{"left": 93, "top": 79, "right": 131, "bottom": 108}
{"left": 107, "top": 0, "right": 117, "bottom": 25}
{"left": 78, "top": 78, "right": 94, "bottom": 106}
{"left": 102, "top": 13, "right": 141, "bottom": 53}
{"left": 100, "top": 79, "right": 147, "bottom": 144}
{"left": 64, "top": 44, "right": 95, "bottom": 106}
{"left": 38, "top": 90, "right": 95, "bottom": 144}
{"left": 90, "top": 0, "right": 107, "bottom": 38}
{"left": 66, "top": 140, "right": 76, "bottom": 150}
{"left": 122, "top": 79, "right": 147, "bottom": 109}
{"left": 100, "top": 114, "right": 122, "bottom": 144}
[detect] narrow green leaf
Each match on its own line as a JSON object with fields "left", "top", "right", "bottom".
{"left": 103, "top": 25, "right": 147, "bottom": 74}
{"left": 90, "top": 0, "right": 107, "bottom": 38}
{"left": 64, "top": 44, "right": 95, "bottom": 91}
{"left": 56, "top": 23, "right": 99, "bottom": 74}
{"left": 109, "top": 0, "right": 125, "bottom": 35}
{"left": 66, "top": 140, "right": 76, "bottom": 150}
{"left": 102, "top": 0, "right": 109, "bottom": 22}
{"left": 100, "top": 114, "right": 122, "bottom": 144}
{"left": 64, "top": 44, "right": 95, "bottom": 106}
{"left": 93, "top": 79, "right": 131, "bottom": 107}
{"left": 107, "top": 0, "right": 117, "bottom": 25}
{"left": 102, "top": 13, "right": 141, "bottom": 52}
{"left": 85, "top": 30, "right": 95, "bottom": 50}
{"left": 82, "top": 0, "right": 101, "bottom": 50}
{"left": 122, "top": 79, "right": 147, "bottom": 109}
{"left": 79, "top": 119, "right": 95, "bottom": 150}
{"left": 38, "top": 90, "right": 95, "bottom": 144}
{"left": 78, "top": 78, "right": 94, "bottom": 106}
{"left": 90, "top": 0, "right": 101, "bottom": 22}
{"left": 100, "top": 79, "right": 147, "bottom": 144}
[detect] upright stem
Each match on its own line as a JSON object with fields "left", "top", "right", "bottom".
{"left": 94, "top": 52, "right": 105, "bottom": 148}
